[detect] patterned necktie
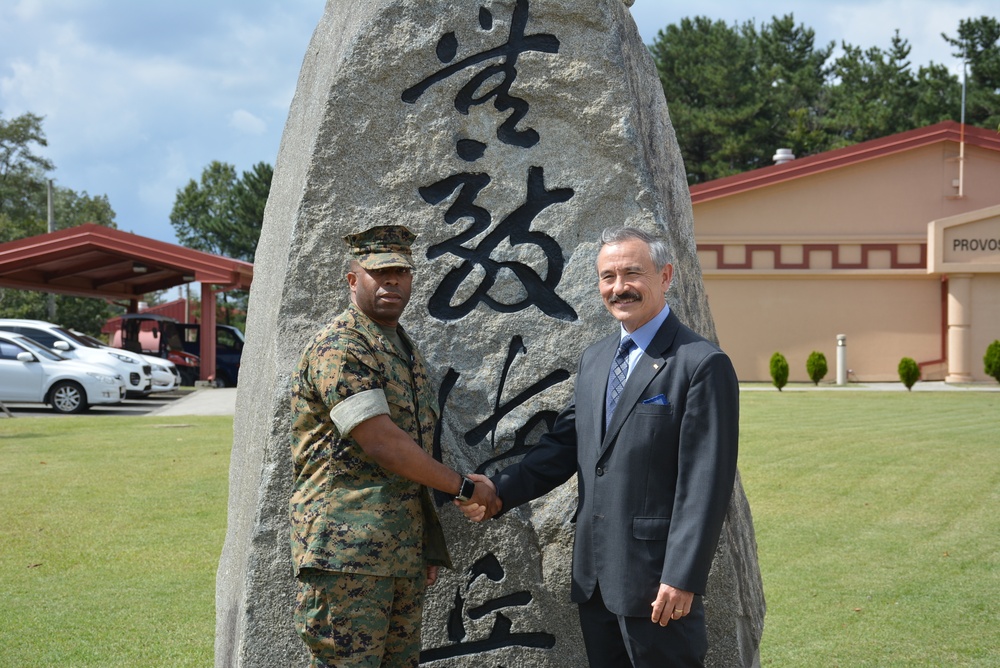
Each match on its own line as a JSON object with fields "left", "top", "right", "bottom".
{"left": 605, "top": 336, "right": 635, "bottom": 430}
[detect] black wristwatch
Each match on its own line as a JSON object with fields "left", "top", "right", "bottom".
{"left": 455, "top": 476, "right": 476, "bottom": 502}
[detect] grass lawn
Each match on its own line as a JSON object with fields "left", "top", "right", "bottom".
{"left": 0, "top": 415, "right": 232, "bottom": 667}
{"left": 740, "top": 391, "right": 1000, "bottom": 667}
{"left": 1, "top": 392, "right": 998, "bottom": 666}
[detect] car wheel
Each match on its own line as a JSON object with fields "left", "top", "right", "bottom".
{"left": 179, "top": 368, "right": 198, "bottom": 386}
{"left": 214, "top": 372, "right": 231, "bottom": 388}
{"left": 50, "top": 381, "right": 89, "bottom": 414}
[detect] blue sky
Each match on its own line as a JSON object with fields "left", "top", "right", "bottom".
{"left": 0, "top": 1, "right": 990, "bottom": 245}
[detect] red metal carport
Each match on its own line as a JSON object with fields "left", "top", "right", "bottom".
{"left": 0, "top": 223, "right": 253, "bottom": 383}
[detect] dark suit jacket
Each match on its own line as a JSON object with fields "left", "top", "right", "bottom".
{"left": 493, "top": 310, "right": 739, "bottom": 617}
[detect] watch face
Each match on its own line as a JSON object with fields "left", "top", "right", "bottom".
{"left": 459, "top": 477, "right": 475, "bottom": 501}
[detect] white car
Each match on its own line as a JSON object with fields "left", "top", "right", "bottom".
{"left": 0, "top": 332, "right": 126, "bottom": 413}
{"left": 72, "top": 330, "right": 181, "bottom": 393}
{"left": 0, "top": 319, "right": 153, "bottom": 397}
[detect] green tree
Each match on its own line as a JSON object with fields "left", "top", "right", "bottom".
{"left": 170, "top": 160, "right": 270, "bottom": 262}
{"left": 0, "top": 111, "right": 54, "bottom": 223}
{"left": 806, "top": 351, "right": 828, "bottom": 385}
{"left": 228, "top": 161, "right": 272, "bottom": 263}
{"left": 649, "top": 14, "right": 994, "bottom": 182}
{"left": 770, "top": 352, "right": 789, "bottom": 391}
{"left": 984, "top": 340, "right": 1000, "bottom": 383}
{"left": 650, "top": 16, "right": 762, "bottom": 183}
{"left": 170, "top": 160, "right": 271, "bottom": 326}
{"left": 943, "top": 16, "right": 1000, "bottom": 129}
{"left": 824, "top": 33, "right": 921, "bottom": 144}
{"left": 0, "top": 111, "right": 120, "bottom": 333}
{"left": 898, "top": 357, "right": 920, "bottom": 390}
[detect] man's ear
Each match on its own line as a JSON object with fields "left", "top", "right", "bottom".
{"left": 346, "top": 270, "right": 358, "bottom": 294}
{"left": 661, "top": 263, "right": 674, "bottom": 293}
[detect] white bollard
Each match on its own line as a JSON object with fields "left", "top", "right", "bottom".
{"left": 836, "top": 334, "right": 847, "bottom": 385}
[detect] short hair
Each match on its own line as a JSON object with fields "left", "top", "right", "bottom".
{"left": 599, "top": 227, "right": 670, "bottom": 269}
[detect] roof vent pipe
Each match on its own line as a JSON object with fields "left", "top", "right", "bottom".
{"left": 772, "top": 148, "right": 795, "bottom": 165}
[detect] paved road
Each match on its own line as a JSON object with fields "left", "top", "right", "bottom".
{"left": 0, "top": 388, "right": 238, "bottom": 418}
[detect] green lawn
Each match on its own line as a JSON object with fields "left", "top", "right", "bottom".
{"left": 1, "top": 393, "right": 997, "bottom": 666}
{"left": 740, "top": 392, "right": 1000, "bottom": 667}
{"left": 0, "top": 416, "right": 232, "bottom": 667}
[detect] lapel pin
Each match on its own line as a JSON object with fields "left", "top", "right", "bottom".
{"left": 653, "top": 363, "right": 660, "bottom": 370}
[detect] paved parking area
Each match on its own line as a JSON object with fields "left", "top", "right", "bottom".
{"left": 0, "top": 388, "right": 228, "bottom": 418}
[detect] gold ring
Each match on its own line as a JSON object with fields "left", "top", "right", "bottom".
{"left": 673, "top": 608, "right": 684, "bottom": 614}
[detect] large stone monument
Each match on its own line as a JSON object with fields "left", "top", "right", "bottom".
{"left": 216, "top": 1, "right": 765, "bottom": 666}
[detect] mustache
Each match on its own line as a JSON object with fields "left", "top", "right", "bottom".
{"left": 608, "top": 291, "right": 641, "bottom": 304}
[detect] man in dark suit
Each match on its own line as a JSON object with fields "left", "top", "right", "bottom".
{"left": 462, "top": 227, "right": 739, "bottom": 667}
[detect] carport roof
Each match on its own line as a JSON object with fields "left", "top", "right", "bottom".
{"left": 0, "top": 223, "right": 253, "bottom": 301}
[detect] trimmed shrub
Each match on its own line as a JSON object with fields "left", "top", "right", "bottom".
{"left": 984, "top": 340, "right": 1000, "bottom": 384}
{"left": 806, "top": 351, "right": 828, "bottom": 386}
{"left": 898, "top": 357, "right": 920, "bottom": 391}
{"left": 770, "top": 352, "right": 789, "bottom": 391}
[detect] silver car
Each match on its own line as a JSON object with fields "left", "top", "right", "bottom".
{"left": 0, "top": 332, "right": 126, "bottom": 413}
{"left": 0, "top": 319, "right": 153, "bottom": 397}
{"left": 72, "top": 330, "right": 181, "bottom": 393}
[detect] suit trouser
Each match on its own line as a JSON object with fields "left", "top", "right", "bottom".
{"left": 578, "top": 583, "right": 707, "bottom": 668}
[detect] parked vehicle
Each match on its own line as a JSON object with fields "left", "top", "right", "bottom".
{"left": 111, "top": 314, "right": 201, "bottom": 386}
{"left": 0, "top": 332, "right": 126, "bottom": 413}
{"left": 0, "top": 319, "right": 153, "bottom": 397}
{"left": 72, "top": 330, "right": 181, "bottom": 393}
{"left": 110, "top": 315, "right": 243, "bottom": 387}
{"left": 178, "top": 323, "right": 244, "bottom": 387}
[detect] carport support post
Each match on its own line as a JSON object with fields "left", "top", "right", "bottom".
{"left": 200, "top": 284, "right": 217, "bottom": 384}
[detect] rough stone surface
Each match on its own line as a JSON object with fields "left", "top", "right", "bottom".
{"left": 215, "top": 1, "right": 765, "bottom": 666}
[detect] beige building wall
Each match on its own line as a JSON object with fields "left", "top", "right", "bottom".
{"left": 705, "top": 276, "right": 942, "bottom": 383}
{"left": 692, "top": 124, "right": 1000, "bottom": 383}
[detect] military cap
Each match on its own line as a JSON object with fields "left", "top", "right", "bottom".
{"left": 343, "top": 225, "right": 416, "bottom": 270}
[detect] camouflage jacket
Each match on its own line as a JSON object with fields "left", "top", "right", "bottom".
{"left": 290, "top": 303, "right": 451, "bottom": 577}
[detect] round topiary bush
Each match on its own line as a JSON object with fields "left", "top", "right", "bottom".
{"left": 770, "top": 352, "right": 789, "bottom": 391}
{"left": 806, "top": 351, "right": 828, "bottom": 386}
{"left": 898, "top": 357, "right": 920, "bottom": 391}
{"left": 984, "top": 340, "right": 1000, "bottom": 384}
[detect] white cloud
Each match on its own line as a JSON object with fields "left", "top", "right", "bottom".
{"left": 230, "top": 109, "right": 267, "bottom": 136}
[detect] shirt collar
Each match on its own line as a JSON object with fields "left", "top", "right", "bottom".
{"left": 619, "top": 303, "right": 670, "bottom": 353}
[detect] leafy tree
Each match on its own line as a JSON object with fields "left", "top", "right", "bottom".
{"left": 0, "top": 111, "right": 54, "bottom": 223}
{"left": 0, "top": 111, "right": 120, "bottom": 333}
{"left": 170, "top": 160, "right": 270, "bottom": 262}
{"left": 770, "top": 352, "right": 789, "bottom": 391}
{"left": 984, "top": 340, "right": 1000, "bottom": 383}
{"left": 228, "top": 161, "right": 272, "bottom": 263}
{"left": 898, "top": 357, "right": 920, "bottom": 390}
{"left": 943, "top": 16, "right": 1000, "bottom": 129}
{"left": 650, "top": 17, "right": 763, "bottom": 182}
{"left": 824, "top": 33, "right": 920, "bottom": 144}
{"left": 649, "top": 14, "right": 994, "bottom": 182}
{"left": 806, "top": 351, "right": 828, "bottom": 385}
{"left": 170, "top": 160, "right": 271, "bottom": 326}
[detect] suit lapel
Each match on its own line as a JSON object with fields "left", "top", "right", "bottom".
{"left": 599, "top": 312, "right": 681, "bottom": 455}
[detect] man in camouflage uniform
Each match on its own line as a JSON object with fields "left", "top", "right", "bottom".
{"left": 290, "top": 224, "right": 496, "bottom": 668}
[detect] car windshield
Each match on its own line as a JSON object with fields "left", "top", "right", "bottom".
{"left": 14, "top": 335, "right": 66, "bottom": 361}
{"left": 72, "top": 331, "right": 107, "bottom": 348}
{"left": 56, "top": 326, "right": 100, "bottom": 348}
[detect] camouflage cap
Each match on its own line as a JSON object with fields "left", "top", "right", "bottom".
{"left": 343, "top": 225, "right": 416, "bottom": 270}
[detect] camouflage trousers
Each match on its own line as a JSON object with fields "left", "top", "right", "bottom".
{"left": 295, "top": 568, "right": 426, "bottom": 668}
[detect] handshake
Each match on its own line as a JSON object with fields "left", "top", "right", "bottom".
{"left": 455, "top": 473, "right": 503, "bottom": 521}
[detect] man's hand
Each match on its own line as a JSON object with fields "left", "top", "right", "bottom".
{"left": 454, "top": 473, "right": 502, "bottom": 521}
{"left": 650, "top": 583, "right": 694, "bottom": 626}
{"left": 426, "top": 565, "right": 439, "bottom": 588}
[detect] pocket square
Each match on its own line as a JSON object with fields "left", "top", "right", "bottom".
{"left": 642, "top": 394, "right": 669, "bottom": 406}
